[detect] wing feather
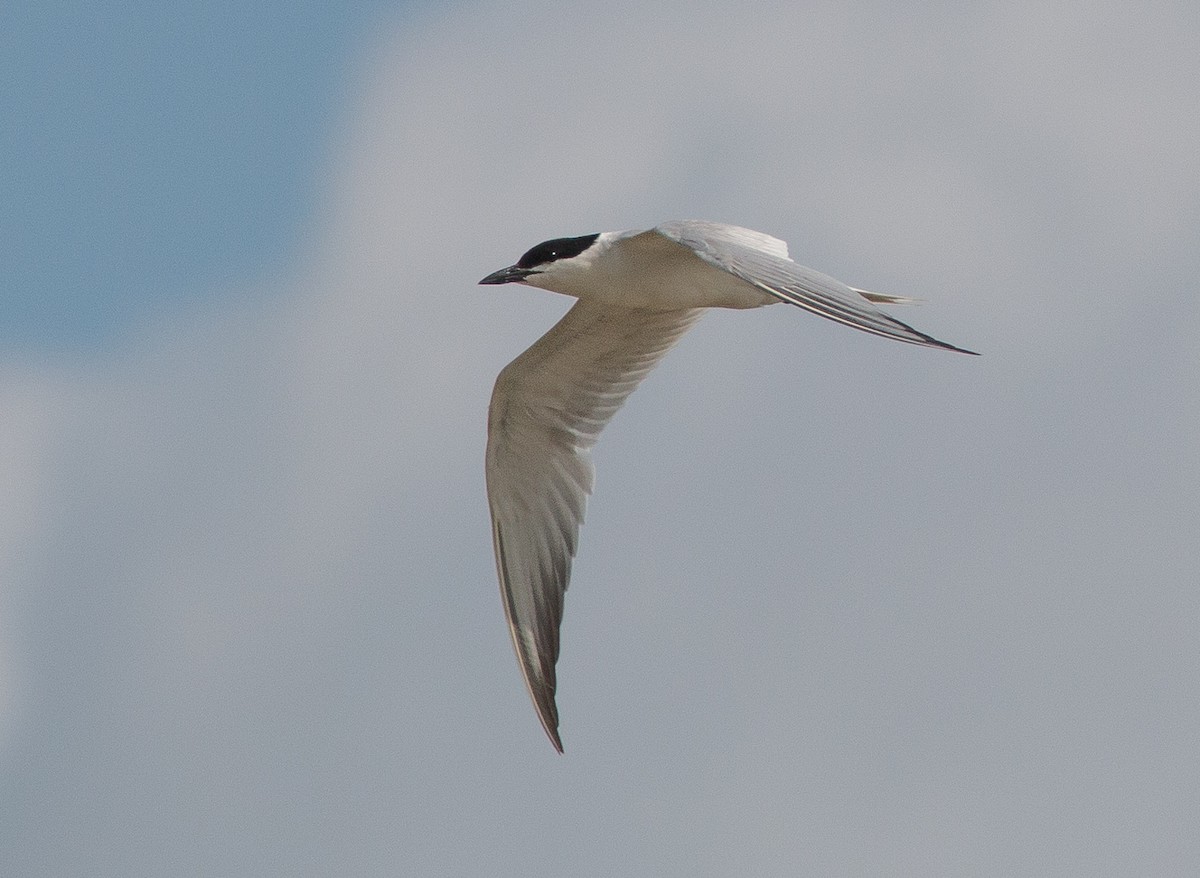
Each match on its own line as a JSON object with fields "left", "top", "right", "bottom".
{"left": 655, "top": 221, "right": 977, "bottom": 354}
{"left": 486, "top": 300, "right": 703, "bottom": 751}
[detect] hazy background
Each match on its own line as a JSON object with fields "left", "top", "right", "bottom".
{"left": 3, "top": 1, "right": 1198, "bottom": 874}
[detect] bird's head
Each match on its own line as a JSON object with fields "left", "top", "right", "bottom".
{"left": 479, "top": 233, "right": 602, "bottom": 291}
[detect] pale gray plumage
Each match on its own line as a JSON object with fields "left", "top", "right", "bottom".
{"left": 486, "top": 304, "right": 702, "bottom": 751}
{"left": 652, "top": 221, "right": 970, "bottom": 351}
{"left": 480, "top": 220, "right": 975, "bottom": 751}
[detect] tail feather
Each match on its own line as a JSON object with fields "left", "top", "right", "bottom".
{"left": 851, "top": 287, "right": 924, "bottom": 305}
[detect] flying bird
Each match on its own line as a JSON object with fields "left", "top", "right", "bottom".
{"left": 480, "top": 220, "right": 976, "bottom": 751}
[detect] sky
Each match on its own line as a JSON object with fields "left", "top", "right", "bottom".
{"left": 2, "top": 1, "right": 1199, "bottom": 875}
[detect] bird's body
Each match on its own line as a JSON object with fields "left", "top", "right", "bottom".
{"left": 480, "top": 221, "right": 975, "bottom": 752}
{"left": 515, "top": 225, "right": 777, "bottom": 310}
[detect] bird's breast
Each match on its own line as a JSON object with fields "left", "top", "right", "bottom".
{"left": 572, "top": 253, "right": 775, "bottom": 311}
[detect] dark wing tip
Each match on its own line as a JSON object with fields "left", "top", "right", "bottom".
{"left": 492, "top": 518, "right": 567, "bottom": 753}
{"left": 934, "top": 339, "right": 980, "bottom": 356}
{"left": 885, "top": 312, "right": 979, "bottom": 355}
{"left": 530, "top": 681, "right": 564, "bottom": 753}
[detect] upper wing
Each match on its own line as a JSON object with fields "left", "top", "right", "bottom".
{"left": 654, "top": 220, "right": 977, "bottom": 354}
{"left": 486, "top": 300, "right": 703, "bottom": 751}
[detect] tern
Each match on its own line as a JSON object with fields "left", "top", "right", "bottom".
{"left": 480, "top": 220, "right": 976, "bottom": 751}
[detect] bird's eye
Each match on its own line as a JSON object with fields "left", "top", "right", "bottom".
{"left": 516, "top": 233, "right": 600, "bottom": 270}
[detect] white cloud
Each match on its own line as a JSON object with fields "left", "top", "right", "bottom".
{"left": 3, "top": 1, "right": 1199, "bottom": 874}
